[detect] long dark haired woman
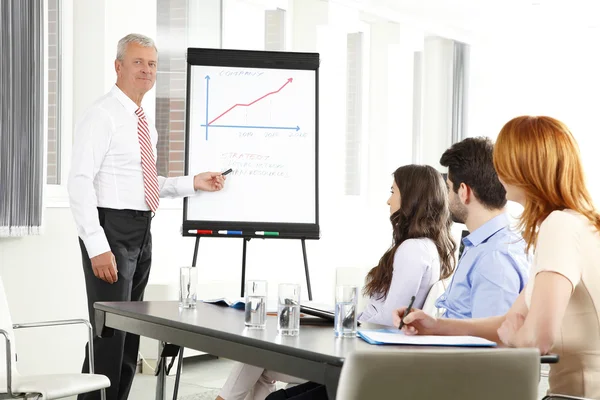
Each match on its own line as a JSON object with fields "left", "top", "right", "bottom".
{"left": 360, "top": 164, "right": 456, "bottom": 325}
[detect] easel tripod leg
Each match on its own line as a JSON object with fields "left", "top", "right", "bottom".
{"left": 241, "top": 238, "right": 249, "bottom": 297}
{"left": 301, "top": 238, "right": 313, "bottom": 300}
{"left": 192, "top": 236, "right": 201, "bottom": 267}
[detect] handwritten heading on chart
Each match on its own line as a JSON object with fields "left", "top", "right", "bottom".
{"left": 219, "top": 70, "right": 264, "bottom": 77}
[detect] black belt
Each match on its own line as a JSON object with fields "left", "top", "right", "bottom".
{"left": 97, "top": 207, "right": 153, "bottom": 218}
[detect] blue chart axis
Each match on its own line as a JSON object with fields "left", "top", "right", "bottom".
{"left": 200, "top": 75, "right": 301, "bottom": 140}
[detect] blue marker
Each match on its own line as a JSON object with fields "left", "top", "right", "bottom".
{"left": 218, "top": 230, "right": 243, "bottom": 235}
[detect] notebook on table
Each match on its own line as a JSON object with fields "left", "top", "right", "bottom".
{"left": 358, "top": 329, "right": 497, "bottom": 347}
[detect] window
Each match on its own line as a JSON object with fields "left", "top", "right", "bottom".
{"left": 47, "top": 0, "right": 62, "bottom": 184}
{"left": 156, "top": 0, "right": 188, "bottom": 178}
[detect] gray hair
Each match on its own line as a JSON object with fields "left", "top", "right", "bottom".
{"left": 116, "top": 33, "right": 157, "bottom": 61}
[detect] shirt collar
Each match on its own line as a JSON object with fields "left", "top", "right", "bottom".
{"left": 111, "top": 84, "right": 139, "bottom": 116}
{"left": 463, "top": 213, "right": 510, "bottom": 247}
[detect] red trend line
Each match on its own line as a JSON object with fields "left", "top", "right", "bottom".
{"left": 208, "top": 78, "right": 293, "bottom": 125}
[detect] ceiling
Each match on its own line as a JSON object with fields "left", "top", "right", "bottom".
{"left": 335, "top": 0, "right": 600, "bottom": 41}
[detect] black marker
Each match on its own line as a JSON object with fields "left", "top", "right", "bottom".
{"left": 222, "top": 168, "right": 233, "bottom": 176}
{"left": 398, "top": 295, "right": 416, "bottom": 330}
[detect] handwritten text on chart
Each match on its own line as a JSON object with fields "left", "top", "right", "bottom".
{"left": 219, "top": 70, "right": 264, "bottom": 77}
{"left": 221, "top": 152, "right": 270, "bottom": 161}
{"left": 221, "top": 152, "right": 288, "bottom": 177}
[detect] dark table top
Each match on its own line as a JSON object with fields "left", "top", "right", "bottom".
{"left": 94, "top": 301, "right": 559, "bottom": 365}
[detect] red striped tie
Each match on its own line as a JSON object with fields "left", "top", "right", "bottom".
{"left": 135, "top": 107, "right": 160, "bottom": 212}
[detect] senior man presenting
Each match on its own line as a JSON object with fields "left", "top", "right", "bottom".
{"left": 68, "top": 33, "right": 225, "bottom": 400}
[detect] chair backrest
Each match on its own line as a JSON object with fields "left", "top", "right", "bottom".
{"left": 338, "top": 267, "right": 450, "bottom": 317}
{"left": 0, "top": 276, "right": 19, "bottom": 392}
{"left": 422, "top": 279, "right": 448, "bottom": 317}
{"left": 336, "top": 348, "right": 541, "bottom": 400}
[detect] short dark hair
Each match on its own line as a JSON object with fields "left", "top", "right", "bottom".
{"left": 440, "top": 137, "right": 507, "bottom": 210}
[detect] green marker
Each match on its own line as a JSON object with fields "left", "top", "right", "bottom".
{"left": 255, "top": 231, "right": 279, "bottom": 236}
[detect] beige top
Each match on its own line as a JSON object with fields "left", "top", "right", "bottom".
{"left": 525, "top": 210, "right": 600, "bottom": 398}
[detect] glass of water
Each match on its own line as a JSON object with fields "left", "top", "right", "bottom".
{"left": 334, "top": 285, "right": 358, "bottom": 338}
{"left": 179, "top": 267, "right": 198, "bottom": 309}
{"left": 245, "top": 280, "right": 268, "bottom": 329}
{"left": 277, "top": 283, "right": 301, "bottom": 336}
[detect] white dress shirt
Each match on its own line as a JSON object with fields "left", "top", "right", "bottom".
{"left": 68, "top": 85, "right": 195, "bottom": 259}
{"left": 358, "top": 238, "right": 440, "bottom": 327}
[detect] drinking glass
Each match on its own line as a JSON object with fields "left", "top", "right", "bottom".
{"left": 245, "top": 280, "right": 268, "bottom": 329}
{"left": 277, "top": 283, "right": 301, "bottom": 336}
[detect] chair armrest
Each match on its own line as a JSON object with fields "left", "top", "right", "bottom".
{"left": 12, "top": 318, "right": 91, "bottom": 331}
{"left": 543, "top": 395, "right": 592, "bottom": 400}
{"left": 12, "top": 319, "right": 95, "bottom": 374}
{"left": 0, "top": 329, "right": 16, "bottom": 398}
{"left": 541, "top": 354, "right": 560, "bottom": 364}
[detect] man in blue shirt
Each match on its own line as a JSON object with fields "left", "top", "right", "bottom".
{"left": 436, "top": 137, "right": 530, "bottom": 319}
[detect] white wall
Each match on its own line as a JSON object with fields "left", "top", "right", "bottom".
{"left": 222, "top": 0, "right": 265, "bottom": 49}
{"left": 468, "top": 28, "right": 600, "bottom": 202}
{"left": 0, "top": 209, "right": 88, "bottom": 375}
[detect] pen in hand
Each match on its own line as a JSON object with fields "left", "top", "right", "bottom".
{"left": 398, "top": 295, "right": 416, "bottom": 330}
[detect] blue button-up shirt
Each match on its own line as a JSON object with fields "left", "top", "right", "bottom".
{"left": 435, "top": 213, "right": 530, "bottom": 319}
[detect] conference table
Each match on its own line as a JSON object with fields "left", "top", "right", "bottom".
{"left": 94, "top": 301, "right": 558, "bottom": 400}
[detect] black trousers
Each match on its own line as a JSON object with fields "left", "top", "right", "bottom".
{"left": 78, "top": 208, "right": 153, "bottom": 400}
{"left": 265, "top": 382, "right": 328, "bottom": 399}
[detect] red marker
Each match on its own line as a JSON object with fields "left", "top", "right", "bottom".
{"left": 188, "top": 230, "right": 213, "bottom": 235}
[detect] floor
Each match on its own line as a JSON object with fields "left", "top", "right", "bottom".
{"left": 68, "top": 356, "right": 552, "bottom": 399}
{"left": 129, "top": 356, "right": 235, "bottom": 399}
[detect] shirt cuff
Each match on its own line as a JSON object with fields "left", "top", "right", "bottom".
{"left": 177, "top": 175, "right": 197, "bottom": 197}
{"left": 83, "top": 231, "right": 111, "bottom": 259}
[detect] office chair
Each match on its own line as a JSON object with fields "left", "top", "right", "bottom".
{"left": 0, "top": 276, "right": 109, "bottom": 399}
{"left": 336, "top": 348, "right": 540, "bottom": 400}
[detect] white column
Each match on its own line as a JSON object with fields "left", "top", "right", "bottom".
{"left": 72, "top": 0, "right": 106, "bottom": 122}
{"left": 366, "top": 22, "right": 403, "bottom": 206}
{"left": 188, "top": 0, "right": 222, "bottom": 48}
{"left": 290, "top": 0, "right": 328, "bottom": 52}
{"left": 288, "top": 0, "right": 334, "bottom": 207}
{"left": 315, "top": 24, "right": 347, "bottom": 205}
{"left": 420, "top": 36, "right": 454, "bottom": 169}
{"left": 386, "top": 26, "right": 424, "bottom": 174}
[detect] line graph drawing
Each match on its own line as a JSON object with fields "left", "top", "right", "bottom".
{"left": 201, "top": 76, "right": 300, "bottom": 140}
{"left": 208, "top": 78, "right": 292, "bottom": 125}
